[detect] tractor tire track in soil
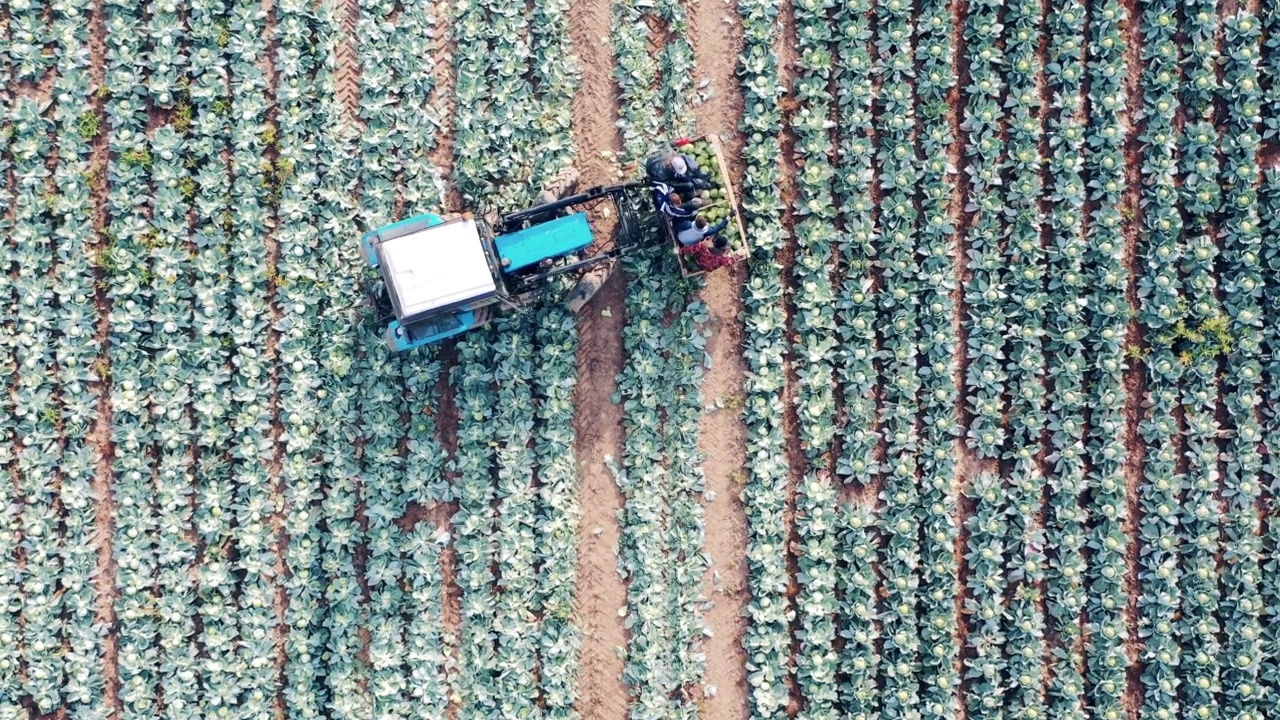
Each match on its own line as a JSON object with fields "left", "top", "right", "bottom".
{"left": 686, "top": 0, "right": 751, "bottom": 713}
{"left": 427, "top": 0, "right": 460, "bottom": 213}
{"left": 1117, "top": 0, "right": 1147, "bottom": 714}
{"left": 566, "top": 0, "right": 630, "bottom": 711}
{"left": 943, "top": 0, "right": 978, "bottom": 705}
{"left": 338, "top": 0, "right": 363, "bottom": 125}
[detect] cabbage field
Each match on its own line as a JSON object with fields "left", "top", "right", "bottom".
{"left": 3, "top": 0, "right": 1280, "bottom": 718}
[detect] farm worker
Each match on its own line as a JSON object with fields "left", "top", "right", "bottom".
{"left": 646, "top": 146, "right": 709, "bottom": 196}
{"left": 678, "top": 233, "right": 737, "bottom": 272}
{"left": 652, "top": 183, "right": 696, "bottom": 218}
{"left": 674, "top": 215, "right": 728, "bottom": 247}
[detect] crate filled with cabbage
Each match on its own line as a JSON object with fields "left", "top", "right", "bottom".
{"left": 645, "top": 134, "right": 748, "bottom": 277}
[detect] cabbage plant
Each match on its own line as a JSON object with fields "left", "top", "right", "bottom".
{"left": 911, "top": 1, "right": 961, "bottom": 715}
{"left": 1219, "top": 13, "right": 1265, "bottom": 718}
{"left": 1042, "top": 2, "right": 1089, "bottom": 716}
{"left": 1134, "top": 0, "right": 1184, "bottom": 716}
{"left": 733, "top": 0, "right": 790, "bottom": 712}
{"left": 964, "top": 473, "right": 1007, "bottom": 719}
{"left": 999, "top": 0, "right": 1047, "bottom": 717}
{"left": 1178, "top": 3, "right": 1225, "bottom": 716}
{"left": 874, "top": 0, "right": 923, "bottom": 715}
{"left": 49, "top": 1, "right": 106, "bottom": 715}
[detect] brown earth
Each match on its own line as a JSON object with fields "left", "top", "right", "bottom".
{"left": 1118, "top": 0, "right": 1147, "bottom": 716}
{"left": 84, "top": 0, "right": 120, "bottom": 713}
{"left": 687, "top": 266, "right": 752, "bottom": 719}
{"left": 685, "top": 0, "right": 751, "bottom": 714}
{"left": 427, "top": 0, "right": 461, "bottom": 214}
{"left": 568, "top": 273, "right": 632, "bottom": 720}
{"left": 565, "top": 0, "right": 631, "bottom": 710}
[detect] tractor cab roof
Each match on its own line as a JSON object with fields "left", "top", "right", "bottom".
{"left": 379, "top": 216, "right": 498, "bottom": 323}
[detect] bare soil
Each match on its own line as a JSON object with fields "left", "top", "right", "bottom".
{"left": 565, "top": 0, "right": 632, "bottom": 710}
{"left": 688, "top": 267, "right": 752, "bottom": 718}
{"left": 85, "top": 0, "right": 120, "bottom": 712}
{"left": 1117, "top": 0, "right": 1147, "bottom": 716}
{"left": 427, "top": 0, "right": 461, "bottom": 213}
{"left": 568, "top": 273, "right": 632, "bottom": 719}
{"left": 685, "top": 0, "right": 751, "bottom": 713}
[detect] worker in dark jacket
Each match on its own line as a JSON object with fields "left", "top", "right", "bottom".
{"left": 646, "top": 146, "right": 710, "bottom": 196}
{"left": 674, "top": 215, "right": 728, "bottom": 247}
{"left": 652, "top": 183, "right": 696, "bottom": 218}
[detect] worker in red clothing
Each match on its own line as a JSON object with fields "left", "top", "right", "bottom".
{"left": 678, "top": 232, "right": 738, "bottom": 272}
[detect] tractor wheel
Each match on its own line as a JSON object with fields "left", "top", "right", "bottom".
{"left": 536, "top": 166, "right": 581, "bottom": 205}
{"left": 566, "top": 261, "right": 614, "bottom": 314}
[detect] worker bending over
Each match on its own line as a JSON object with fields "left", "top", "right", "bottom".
{"left": 646, "top": 146, "right": 710, "bottom": 196}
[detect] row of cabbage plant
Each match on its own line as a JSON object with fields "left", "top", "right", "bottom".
{"left": 829, "top": 0, "right": 879, "bottom": 715}
{"left": 789, "top": 0, "right": 839, "bottom": 711}
{"left": 1135, "top": 0, "right": 1183, "bottom": 715}
{"left": 832, "top": 0, "right": 875, "bottom": 489}
{"left": 964, "top": 473, "right": 1007, "bottom": 719}
{"left": 661, "top": 293, "right": 712, "bottom": 710}
{"left": 313, "top": 0, "right": 371, "bottom": 712}
{"left": 610, "top": 0, "right": 710, "bottom": 709}
{"left": 451, "top": 327, "right": 501, "bottom": 719}
{"left": 873, "top": 0, "right": 923, "bottom": 714}
{"left": 1178, "top": 1, "right": 1224, "bottom": 714}
{"left": 186, "top": 0, "right": 240, "bottom": 710}
{"left": 451, "top": 0, "right": 537, "bottom": 207}
{"left": 491, "top": 322, "right": 544, "bottom": 717}
{"left": 1219, "top": 13, "right": 1266, "bottom": 718}
{"left": 276, "top": 0, "right": 332, "bottom": 716}
{"left": 1263, "top": 165, "right": 1280, "bottom": 717}
{"left": 1082, "top": 2, "right": 1131, "bottom": 716}
{"left": 532, "top": 300, "right": 584, "bottom": 716}
{"left": 10, "top": 0, "right": 52, "bottom": 81}
{"left": 225, "top": 2, "right": 279, "bottom": 714}
{"left": 734, "top": 0, "right": 791, "bottom": 709}
{"left": 655, "top": 9, "right": 709, "bottom": 698}
{"left": 911, "top": 0, "right": 962, "bottom": 711}
{"left": 1264, "top": 5, "right": 1280, "bottom": 711}
{"left": 1041, "top": 1, "right": 1090, "bottom": 715}
{"left": 354, "top": 2, "right": 416, "bottom": 716}
{"left": 998, "top": 0, "right": 1047, "bottom": 716}
{"left": 448, "top": 7, "right": 527, "bottom": 702}
{"left": 49, "top": 0, "right": 106, "bottom": 714}
{"left": 960, "top": 0, "right": 1007, "bottom": 460}
{"left": 12, "top": 87, "right": 60, "bottom": 715}
{"left": 146, "top": 0, "right": 199, "bottom": 710}
{"left": 448, "top": 0, "right": 584, "bottom": 708}
{"left": 103, "top": 0, "right": 162, "bottom": 714}
{"left": 836, "top": 508, "right": 877, "bottom": 716}
{"left": 528, "top": 0, "right": 583, "bottom": 710}
{"left": 0, "top": 25, "right": 12, "bottom": 717}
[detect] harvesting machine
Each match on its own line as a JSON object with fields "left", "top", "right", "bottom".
{"left": 360, "top": 135, "right": 747, "bottom": 352}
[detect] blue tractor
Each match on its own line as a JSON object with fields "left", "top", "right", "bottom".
{"left": 361, "top": 135, "right": 745, "bottom": 352}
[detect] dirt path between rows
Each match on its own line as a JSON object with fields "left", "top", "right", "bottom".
{"left": 566, "top": 0, "right": 631, "bottom": 711}
{"left": 686, "top": 0, "right": 751, "bottom": 714}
